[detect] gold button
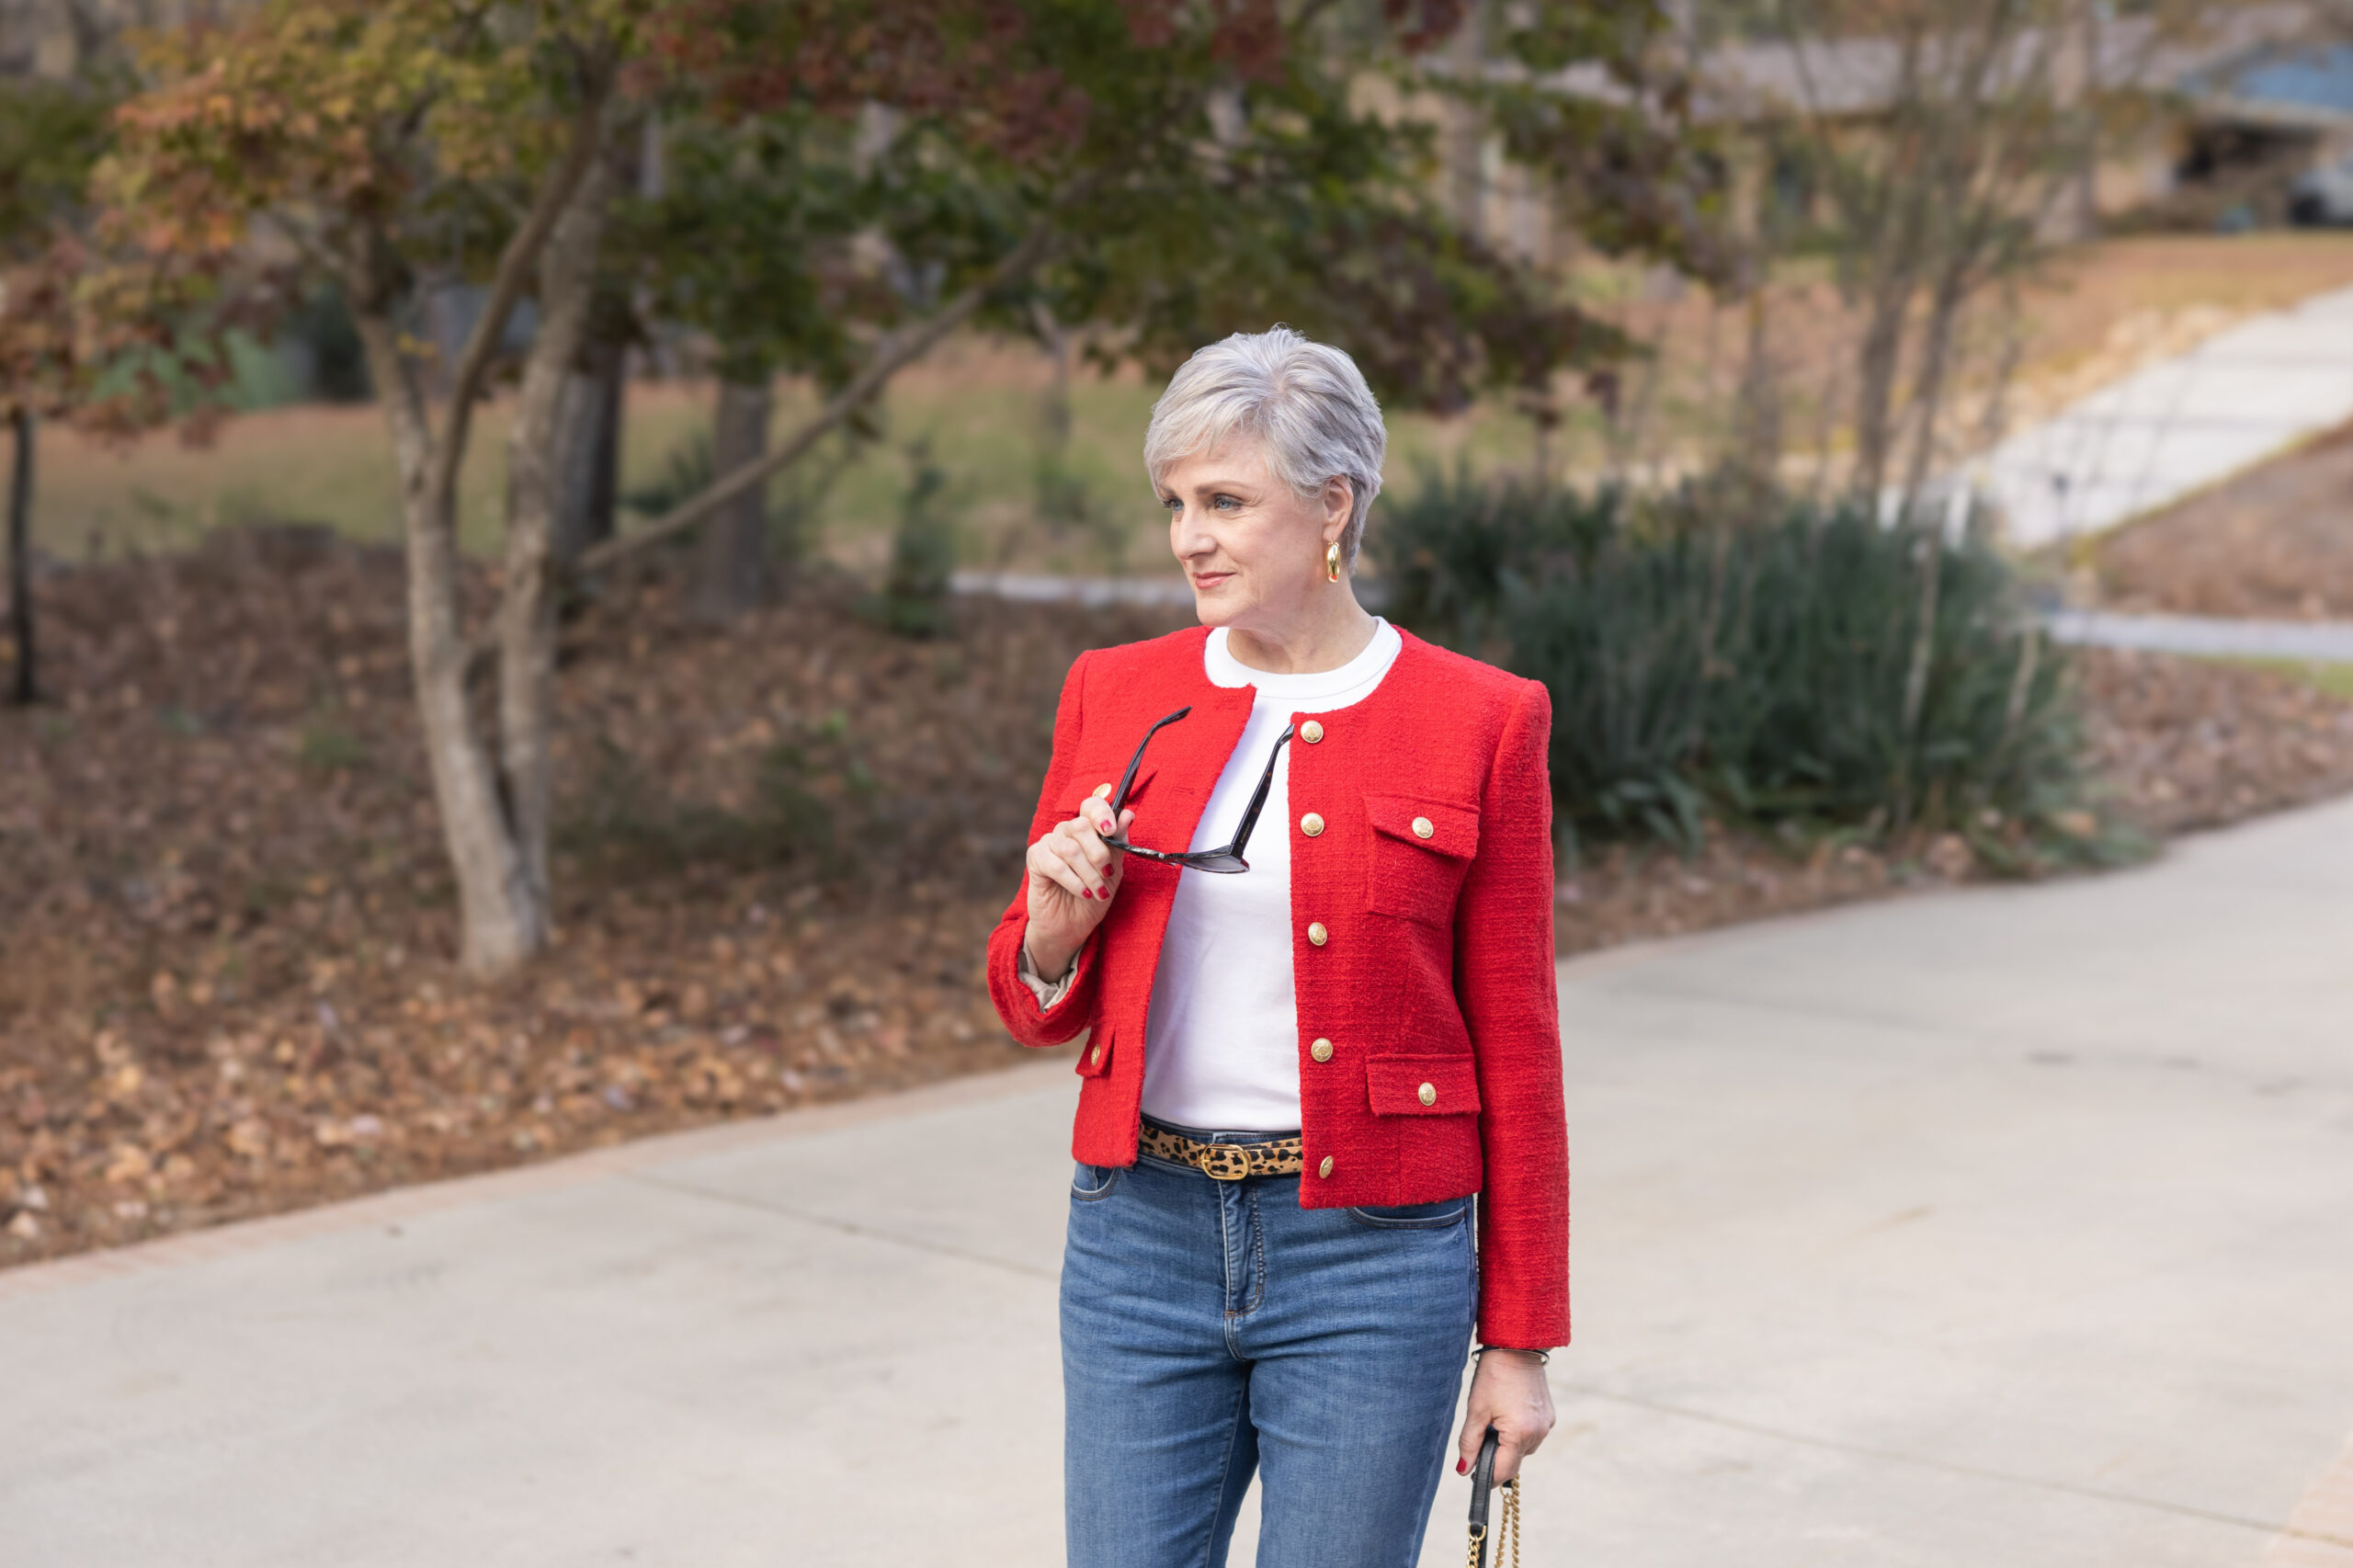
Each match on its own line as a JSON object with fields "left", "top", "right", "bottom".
{"left": 1093, "top": 782, "right": 1112, "bottom": 800}
{"left": 1417, "top": 1082, "right": 1438, "bottom": 1107}
{"left": 1306, "top": 922, "right": 1328, "bottom": 947}
{"left": 1317, "top": 1155, "right": 1334, "bottom": 1178}
{"left": 1412, "top": 816, "right": 1435, "bottom": 839}
{"left": 1300, "top": 812, "right": 1324, "bottom": 837}
{"left": 1310, "top": 1038, "right": 1334, "bottom": 1062}
{"left": 1301, "top": 720, "right": 1324, "bottom": 744}
{"left": 1089, "top": 1045, "right": 1101, "bottom": 1066}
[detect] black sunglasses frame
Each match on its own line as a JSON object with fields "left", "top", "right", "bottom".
{"left": 1098, "top": 706, "right": 1293, "bottom": 874}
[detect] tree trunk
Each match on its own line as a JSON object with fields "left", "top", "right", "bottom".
{"left": 353, "top": 305, "right": 547, "bottom": 975}
{"left": 1849, "top": 256, "right": 1918, "bottom": 506}
{"left": 1034, "top": 300, "right": 1072, "bottom": 456}
{"left": 499, "top": 157, "right": 613, "bottom": 925}
{"left": 693, "top": 374, "right": 771, "bottom": 622}
{"left": 1444, "top": 10, "right": 1486, "bottom": 242}
{"left": 1729, "top": 289, "right": 1779, "bottom": 499}
{"left": 333, "top": 82, "right": 611, "bottom": 977}
{"left": 551, "top": 341, "right": 623, "bottom": 567}
{"left": 1897, "top": 268, "right": 1970, "bottom": 517}
{"left": 7, "top": 410, "right": 33, "bottom": 706}
{"left": 552, "top": 122, "right": 643, "bottom": 568}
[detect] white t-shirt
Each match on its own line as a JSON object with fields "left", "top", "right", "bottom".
{"left": 1137, "top": 619, "right": 1404, "bottom": 1131}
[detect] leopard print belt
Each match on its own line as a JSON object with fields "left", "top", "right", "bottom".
{"left": 1138, "top": 1121, "right": 1305, "bottom": 1180}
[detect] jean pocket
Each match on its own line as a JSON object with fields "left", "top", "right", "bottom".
{"left": 1346, "top": 1199, "right": 1468, "bottom": 1230}
{"left": 1071, "top": 1162, "right": 1122, "bottom": 1201}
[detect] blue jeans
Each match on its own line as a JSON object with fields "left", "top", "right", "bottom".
{"left": 1062, "top": 1119, "right": 1477, "bottom": 1568}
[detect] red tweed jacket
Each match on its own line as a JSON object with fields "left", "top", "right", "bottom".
{"left": 987, "top": 625, "right": 1568, "bottom": 1349}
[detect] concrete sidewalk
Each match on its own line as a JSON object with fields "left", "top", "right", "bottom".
{"left": 1984, "top": 282, "right": 2353, "bottom": 549}
{"left": 6, "top": 800, "right": 2353, "bottom": 1566}
{"left": 2049, "top": 608, "right": 2353, "bottom": 665}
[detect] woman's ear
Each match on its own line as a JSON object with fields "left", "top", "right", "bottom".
{"left": 1322, "top": 475, "right": 1354, "bottom": 541}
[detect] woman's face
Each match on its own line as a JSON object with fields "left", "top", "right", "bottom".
{"left": 1158, "top": 438, "right": 1349, "bottom": 632}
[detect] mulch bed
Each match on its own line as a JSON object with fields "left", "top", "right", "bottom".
{"left": 5, "top": 533, "right": 2352, "bottom": 1270}
{"left": 2092, "top": 418, "right": 2353, "bottom": 620}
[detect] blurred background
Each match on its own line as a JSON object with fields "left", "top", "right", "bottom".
{"left": 5, "top": 6, "right": 2353, "bottom": 1560}
{"left": 5, "top": 0, "right": 2353, "bottom": 1264}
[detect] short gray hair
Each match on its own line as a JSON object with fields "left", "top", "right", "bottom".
{"left": 1143, "top": 326, "right": 1387, "bottom": 567}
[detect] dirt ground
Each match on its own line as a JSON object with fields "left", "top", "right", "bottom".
{"left": 5, "top": 535, "right": 2352, "bottom": 1272}
{"left": 2091, "top": 417, "right": 2353, "bottom": 620}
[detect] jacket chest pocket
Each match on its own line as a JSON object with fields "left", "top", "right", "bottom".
{"left": 1363, "top": 793, "right": 1479, "bottom": 927}
{"left": 1059, "top": 756, "right": 1161, "bottom": 820}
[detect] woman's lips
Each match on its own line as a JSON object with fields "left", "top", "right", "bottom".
{"left": 1190, "top": 571, "right": 1234, "bottom": 590}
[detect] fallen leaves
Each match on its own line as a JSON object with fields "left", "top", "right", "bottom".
{"left": 2, "top": 527, "right": 1178, "bottom": 1268}
{"left": 2079, "top": 649, "right": 2353, "bottom": 834}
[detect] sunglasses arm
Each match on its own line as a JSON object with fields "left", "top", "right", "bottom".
{"left": 1224, "top": 725, "right": 1296, "bottom": 858}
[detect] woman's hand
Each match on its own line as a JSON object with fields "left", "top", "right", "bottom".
{"left": 1457, "top": 1348, "right": 1555, "bottom": 1485}
{"left": 1020, "top": 797, "right": 1136, "bottom": 984}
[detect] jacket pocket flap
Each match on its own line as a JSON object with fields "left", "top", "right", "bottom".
{"left": 1061, "top": 760, "right": 1158, "bottom": 817}
{"left": 1365, "top": 793, "right": 1478, "bottom": 859}
{"left": 1366, "top": 1053, "right": 1480, "bottom": 1117}
{"left": 1075, "top": 1025, "right": 1114, "bottom": 1078}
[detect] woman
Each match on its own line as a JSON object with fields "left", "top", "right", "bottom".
{"left": 987, "top": 327, "right": 1565, "bottom": 1568}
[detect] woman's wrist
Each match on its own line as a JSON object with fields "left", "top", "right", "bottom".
{"left": 1472, "top": 1345, "right": 1552, "bottom": 1365}
{"left": 1023, "top": 926, "right": 1077, "bottom": 985}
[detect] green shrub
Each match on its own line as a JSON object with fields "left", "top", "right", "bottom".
{"left": 1375, "top": 468, "right": 2124, "bottom": 871}
{"left": 861, "top": 441, "right": 958, "bottom": 638}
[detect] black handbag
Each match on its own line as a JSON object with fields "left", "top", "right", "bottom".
{"left": 1466, "top": 1425, "right": 1521, "bottom": 1568}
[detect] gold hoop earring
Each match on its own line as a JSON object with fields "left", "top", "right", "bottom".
{"left": 1325, "top": 540, "right": 1343, "bottom": 583}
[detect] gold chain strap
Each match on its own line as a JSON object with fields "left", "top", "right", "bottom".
{"left": 1467, "top": 1479, "right": 1521, "bottom": 1568}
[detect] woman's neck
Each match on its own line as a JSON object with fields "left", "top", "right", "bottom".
{"left": 1222, "top": 589, "right": 1379, "bottom": 676}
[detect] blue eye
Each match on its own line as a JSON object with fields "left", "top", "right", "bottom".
{"left": 1212, "top": 494, "right": 1240, "bottom": 510}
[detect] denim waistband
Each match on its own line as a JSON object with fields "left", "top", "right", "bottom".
{"left": 1140, "top": 1113, "right": 1303, "bottom": 1146}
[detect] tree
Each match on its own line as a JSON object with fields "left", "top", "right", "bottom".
{"left": 1, "top": 71, "right": 120, "bottom": 706}
{"left": 96, "top": 0, "right": 1165, "bottom": 973}
{"left": 99, "top": 0, "right": 644, "bottom": 971}
{"left": 611, "top": 102, "right": 889, "bottom": 618}
{"left": 96, "top": 0, "right": 1701, "bottom": 977}
{"left": 583, "top": 0, "right": 1694, "bottom": 579}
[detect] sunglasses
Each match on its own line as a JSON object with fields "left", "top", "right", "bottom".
{"left": 1099, "top": 706, "right": 1294, "bottom": 874}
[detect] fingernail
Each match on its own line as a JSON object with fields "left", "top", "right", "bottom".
{"left": 1457, "top": 1459, "right": 1468, "bottom": 1474}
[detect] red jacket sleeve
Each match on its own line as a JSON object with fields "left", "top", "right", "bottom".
{"left": 987, "top": 650, "right": 1104, "bottom": 1046}
{"left": 1458, "top": 678, "right": 1569, "bottom": 1347}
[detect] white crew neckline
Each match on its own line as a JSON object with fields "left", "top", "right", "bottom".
{"left": 1204, "top": 619, "right": 1399, "bottom": 701}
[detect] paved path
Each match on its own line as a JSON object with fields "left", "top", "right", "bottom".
{"left": 1983, "top": 283, "right": 2353, "bottom": 549}
{"left": 951, "top": 569, "right": 1194, "bottom": 608}
{"left": 6, "top": 799, "right": 2353, "bottom": 1566}
{"left": 2051, "top": 608, "right": 2353, "bottom": 665}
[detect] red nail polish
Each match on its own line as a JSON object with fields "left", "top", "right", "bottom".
{"left": 1457, "top": 1459, "right": 1468, "bottom": 1474}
